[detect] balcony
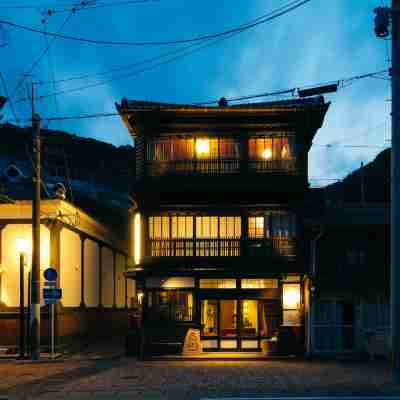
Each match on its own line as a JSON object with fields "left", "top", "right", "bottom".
{"left": 145, "top": 159, "right": 297, "bottom": 177}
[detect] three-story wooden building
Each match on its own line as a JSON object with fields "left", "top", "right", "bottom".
{"left": 117, "top": 96, "right": 330, "bottom": 355}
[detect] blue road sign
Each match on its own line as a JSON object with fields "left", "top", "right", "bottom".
{"left": 44, "top": 267, "right": 58, "bottom": 282}
{"left": 43, "top": 288, "right": 62, "bottom": 300}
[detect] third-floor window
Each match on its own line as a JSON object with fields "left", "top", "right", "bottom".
{"left": 146, "top": 135, "right": 296, "bottom": 176}
{"left": 147, "top": 137, "right": 240, "bottom": 175}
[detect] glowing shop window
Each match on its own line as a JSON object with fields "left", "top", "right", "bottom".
{"left": 282, "top": 283, "right": 301, "bottom": 310}
{"left": 199, "top": 279, "right": 236, "bottom": 289}
{"left": 241, "top": 279, "right": 278, "bottom": 289}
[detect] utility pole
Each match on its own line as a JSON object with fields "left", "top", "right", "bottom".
{"left": 31, "top": 83, "right": 41, "bottom": 360}
{"left": 391, "top": 0, "right": 400, "bottom": 382}
{"left": 374, "top": 1, "right": 399, "bottom": 381}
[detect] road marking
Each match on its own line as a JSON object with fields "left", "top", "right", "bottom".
{"left": 201, "top": 397, "right": 400, "bottom": 400}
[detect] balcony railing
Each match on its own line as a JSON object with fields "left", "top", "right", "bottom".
{"left": 145, "top": 160, "right": 299, "bottom": 177}
{"left": 248, "top": 159, "right": 297, "bottom": 173}
{"left": 147, "top": 237, "right": 296, "bottom": 259}
{"left": 146, "top": 160, "right": 241, "bottom": 176}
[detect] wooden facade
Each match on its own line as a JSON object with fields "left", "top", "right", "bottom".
{"left": 117, "top": 97, "right": 330, "bottom": 356}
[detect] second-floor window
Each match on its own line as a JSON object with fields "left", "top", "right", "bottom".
{"left": 248, "top": 213, "right": 296, "bottom": 258}
{"left": 148, "top": 215, "right": 241, "bottom": 257}
{"left": 147, "top": 213, "right": 296, "bottom": 258}
{"left": 248, "top": 214, "right": 296, "bottom": 238}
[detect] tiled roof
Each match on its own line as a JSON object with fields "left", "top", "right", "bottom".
{"left": 119, "top": 96, "right": 326, "bottom": 111}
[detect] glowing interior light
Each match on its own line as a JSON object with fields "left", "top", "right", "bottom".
{"left": 262, "top": 147, "right": 272, "bottom": 160}
{"left": 281, "top": 145, "right": 288, "bottom": 159}
{"left": 196, "top": 138, "right": 210, "bottom": 156}
{"left": 16, "top": 238, "right": 29, "bottom": 254}
{"left": 134, "top": 213, "right": 141, "bottom": 265}
{"left": 283, "top": 283, "right": 301, "bottom": 310}
{"left": 137, "top": 291, "right": 144, "bottom": 305}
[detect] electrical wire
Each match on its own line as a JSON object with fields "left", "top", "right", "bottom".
{"left": 0, "top": 71, "right": 20, "bottom": 123}
{"left": 11, "top": 10, "right": 76, "bottom": 99}
{"left": 10, "top": 67, "right": 391, "bottom": 123}
{"left": 34, "top": 0, "right": 305, "bottom": 87}
{"left": 0, "top": 0, "right": 311, "bottom": 47}
{"left": 44, "top": 0, "right": 158, "bottom": 14}
{"left": 17, "top": 63, "right": 389, "bottom": 106}
{"left": 0, "top": 0, "right": 153, "bottom": 10}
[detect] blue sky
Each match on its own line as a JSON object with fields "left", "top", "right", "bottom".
{"left": 0, "top": 0, "right": 391, "bottom": 186}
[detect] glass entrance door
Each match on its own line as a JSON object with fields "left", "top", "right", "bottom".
{"left": 219, "top": 300, "right": 238, "bottom": 349}
{"left": 201, "top": 299, "right": 261, "bottom": 351}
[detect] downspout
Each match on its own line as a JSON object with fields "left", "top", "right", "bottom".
{"left": 307, "top": 229, "right": 323, "bottom": 358}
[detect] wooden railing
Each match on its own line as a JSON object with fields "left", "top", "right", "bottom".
{"left": 248, "top": 159, "right": 297, "bottom": 173}
{"left": 147, "top": 237, "right": 296, "bottom": 259}
{"left": 145, "top": 159, "right": 300, "bottom": 177}
{"left": 146, "top": 160, "right": 240, "bottom": 176}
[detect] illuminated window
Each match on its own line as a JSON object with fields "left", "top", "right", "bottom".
{"left": 196, "top": 216, "right": 241, "bottom": 239}
{"left": 171, "top": 216, "right": 193, "bottom": 239}
{"left": 195, "top": 138, "right": 210, "bottom": 157}
{"left": 149, "top": 215, "right": 241, "bottom": 257}
{"left": 248, "top": 136, "right": 294, "bottom": 161}
{"left": 282, "top": 282, "right": 301, "bottom": 326}
{"left": 149, "top": 216, "right": 170, "bottom": 239}
{"left": 282, "top": 283, "right": 301, "bottom": 310}
{"left": 219, "top": 216, "right": 241, "bottom": 238}
{"left": 248, "top": 217, "right": 265, "bottom": 238}
{"left": 148, "top": 137, "right": 239, "bottom": 161}
{"left": 200, "top": 279, "right": 236, "bottom": 289}
{"left": 241, "top": 279, "right": 278, "bottom": 289}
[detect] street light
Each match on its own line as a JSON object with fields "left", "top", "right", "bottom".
{"left": 16, "top": 238, "right": 29, "bottom": 359}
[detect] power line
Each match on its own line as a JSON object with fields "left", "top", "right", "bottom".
{"left": 44, "top": 0, "right": 158, "bottom": 14}
{"left": 11, "top": 68, "right": 391, "bottom": 121}
{"left": 0, "top": 71, "right": 20, "bottom": 123}
{"left": 0, "top": 0, "right": 311, "bottom": 47}
{"left": 0, "top": 0, "right": 153, "bottom": 10}
{"left": 34, "top": 0, "right": 305, "bottom": 87}
{"left": 17, "top": 63, "right": 389, "bottom": 106}
{"left": 10, "top": 0, "right": 91, "bottom": 99}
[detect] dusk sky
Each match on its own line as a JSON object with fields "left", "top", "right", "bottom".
{"left": 0, "top": 0, "right": 391, "bottom": 186}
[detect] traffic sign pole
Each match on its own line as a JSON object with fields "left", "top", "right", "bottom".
{"left": 43, "top": 268, "right": 60, "bottom": 360}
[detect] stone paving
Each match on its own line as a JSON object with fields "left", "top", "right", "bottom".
{"left": 0, "top": 356, "right": 399, "bottom": 400}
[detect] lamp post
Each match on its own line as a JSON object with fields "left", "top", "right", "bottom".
{"left": 16, "top": 238, "right": 29, "bottom": 359}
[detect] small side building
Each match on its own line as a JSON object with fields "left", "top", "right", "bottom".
{"left": 0, "top": 199, "right": 133, "bottom": 351}
{"left": 308, "top": 149, "right": 390, "bottom": 358}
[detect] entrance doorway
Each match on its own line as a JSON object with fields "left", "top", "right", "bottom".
{"left": 201, "top": 299, "right": 261, "bottom": 351}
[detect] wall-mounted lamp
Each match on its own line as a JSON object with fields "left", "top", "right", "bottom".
{"left": 16, "top": 238, "right": 29, "bottom": 256}
{"left": 134, "top": 213, "right": 141, "bottom": 265}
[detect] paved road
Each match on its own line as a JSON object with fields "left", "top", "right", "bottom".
{"left": 0, "top": 358, "right": 399, "bottom": 399}
{"left": 201, "top": 397, "right": 400, "bottom": 400}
